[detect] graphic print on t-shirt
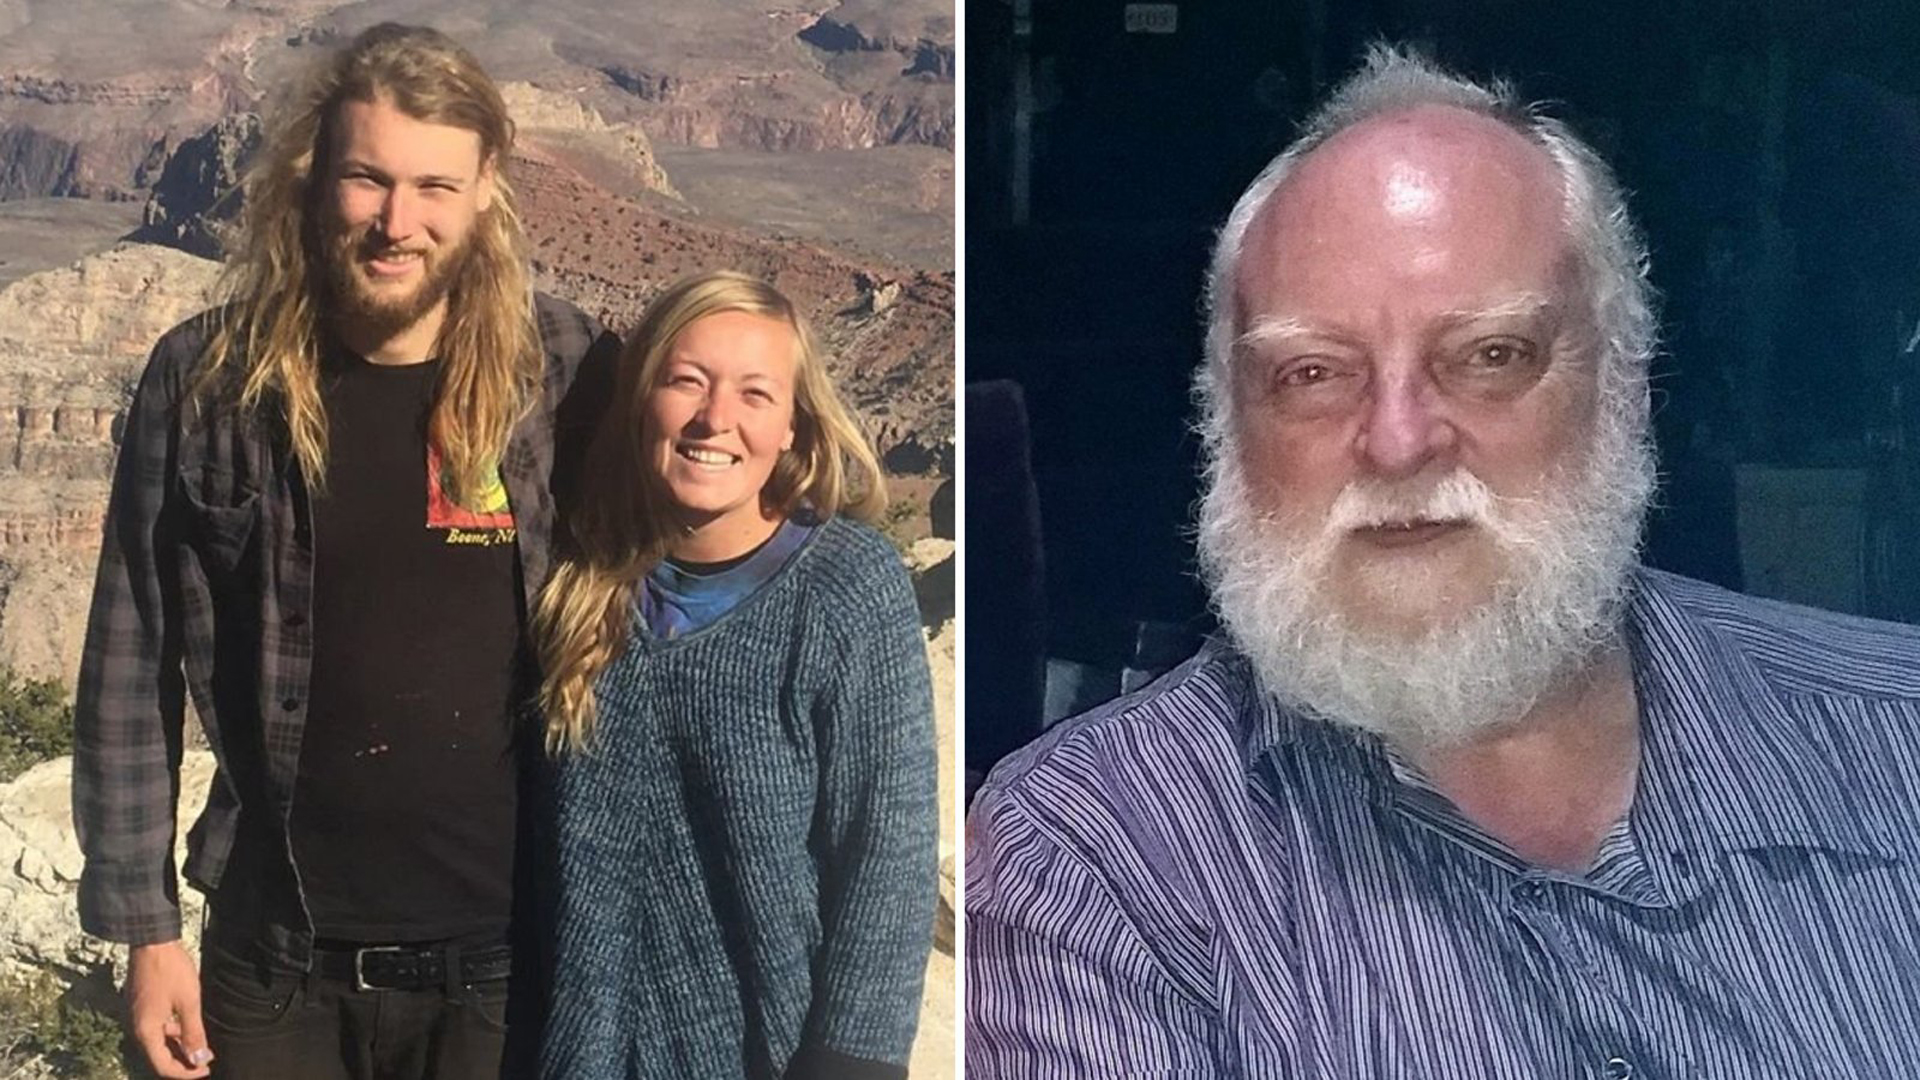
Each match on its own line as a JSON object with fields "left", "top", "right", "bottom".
{"left": 425, "top": 442, "right": 516, "bottom": 545}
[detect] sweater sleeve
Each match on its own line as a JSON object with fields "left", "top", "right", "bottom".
{"left": 804, "top": 541, "right": 939, "bottom": 1067}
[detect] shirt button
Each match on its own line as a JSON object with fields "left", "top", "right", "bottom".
{"left": 281, "top": 697, "right": 300, "bottom": 712}
{"left": 285, "top": 612, "right": 306, "bottom": 628}
{"left": 1603, "top": 1056, "right": 1634, "bottom": 1079}
{"left": 1512, "top": 880, "right": 1545, "bottom": 903}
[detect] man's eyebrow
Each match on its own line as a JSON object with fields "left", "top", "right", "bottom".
{"left": 1232, "top": 314, "right": 1320, "bottom": 354}
{"left": 1435, "top": 294, "right": 1559, "bottom": 328}
{"left": 1232, "top": 296, "right": 1561, "bottom": 355}
{"left": 334, "top": 160, "right": 468, "bottom": 186}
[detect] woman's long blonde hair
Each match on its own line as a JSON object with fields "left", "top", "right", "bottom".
{"left": 195, "top": 22, "right": 541, "bottom": 505}
{"left": 536, "top": 271, "right": 887, "bottom": 752}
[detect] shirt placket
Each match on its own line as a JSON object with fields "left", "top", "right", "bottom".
{"left": 260, "top": 432, "right": 319, "bottom": 962}
{"left": 1503, "top": 874, "right": 1681, "bottom": 1080}
{"left": 1384, "top": 764, "right": 1691, "bottom": 1080}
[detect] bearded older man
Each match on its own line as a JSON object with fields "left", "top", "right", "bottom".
{"left": 965, "top": 46, "right": 1920, "bottom": 1078}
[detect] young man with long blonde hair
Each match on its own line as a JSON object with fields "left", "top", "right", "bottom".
{"left": 72, "top": 23, "right": 616, "bottom": 1079}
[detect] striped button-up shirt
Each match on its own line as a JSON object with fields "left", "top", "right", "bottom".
{"left": 966, "top": 569, "right": 1920, "bottom": 1078}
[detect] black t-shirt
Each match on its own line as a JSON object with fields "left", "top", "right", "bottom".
{"left": 289, "top": 351, "right": 525, "bottom": 943}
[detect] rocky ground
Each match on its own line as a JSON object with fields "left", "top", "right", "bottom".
{"left": 651, "top": 143, "right": 952, "bottom": 270}
{"left": 914, "top": 613, "right": 958, "bottom": 1079}
{"left": 0, "top": 198, "right": 143, "bottom": 289}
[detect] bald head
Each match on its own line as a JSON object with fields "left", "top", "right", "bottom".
{"left": 1236, "top": 104, "right": 1575, "bottom": 376}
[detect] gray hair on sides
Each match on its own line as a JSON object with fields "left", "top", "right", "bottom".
{"left": 1192, "top": 44, "right": 1659, "bottom": 473}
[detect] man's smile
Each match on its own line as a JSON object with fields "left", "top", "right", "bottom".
{"left": 362, "top": 248, "right": 427, "bottom": 279}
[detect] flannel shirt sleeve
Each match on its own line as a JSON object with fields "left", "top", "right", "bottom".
{"left": 72, "top": 332, "right": 191, "bottom": 945}
{"left": 549, "top": 309, "right": 621, "bottom": 525}
{"left": 807, "top": 542, "right": 939, "bottom": 1068}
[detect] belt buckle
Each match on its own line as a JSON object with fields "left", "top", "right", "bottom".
{"left": 353, "top": 945, "right": 408, "bottom": 992}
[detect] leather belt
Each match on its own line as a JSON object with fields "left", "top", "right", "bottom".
{"left": 311, "top": 941, "right": 513, "bottom": 992}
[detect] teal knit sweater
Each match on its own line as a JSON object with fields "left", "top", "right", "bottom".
{"left": 541, "top": 516, "right": 938, "bottom": 1079}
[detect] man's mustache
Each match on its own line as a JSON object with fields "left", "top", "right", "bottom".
{"left": 1324, "top": 471, "right": 1499, "bottom": 533}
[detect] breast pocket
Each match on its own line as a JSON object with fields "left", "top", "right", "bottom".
{"left": 177, "top": 469, "right": 261, "bottom": 574}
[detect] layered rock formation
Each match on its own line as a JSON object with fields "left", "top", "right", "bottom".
{"left": 499, "top": 81, "right": 677, "bottom": 201}
{"left": 133, "top": 112, "right": 261, "bottom": 258}
{"left": 0, "top": 198, "right": 147, "bottom": 290}
{"left": 0, "top": 1, "right": 953, "bottom": 199}
{"left": 0, "top": 125, "right": 83, "bottom": 200}
{"left": 626, "top": 83, "right": 953, "bottom": 154}
{"left": 0, "top": 244, "right": 221, "bottom": 682}
{"left": 0, "top": 8, "right": 274, "bottom": 199}
{"left": 131, "top": 84, "right": 680, "bottom": 259}
{"left": 546, "top": 0, "right": 953, "bottom": 155}
{"left": 514, "top": 152, "right": 953, "bottom": 464}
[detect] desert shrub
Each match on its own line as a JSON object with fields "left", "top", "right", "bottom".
{"left": 876, "top": 497, "right": 921, "bottom": 556}
{"left": 0, "top": 670, "right": 74, "bottom": 783}
{"left": 0, "top": 971, "right": 128, "bottom": 1079}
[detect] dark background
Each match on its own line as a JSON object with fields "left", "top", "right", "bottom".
{"left": 965, "top": 0, "right": 1920, "bottom": 769}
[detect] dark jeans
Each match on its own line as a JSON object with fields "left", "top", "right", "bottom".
{"left": 200, "top": 936, "right": 510, "bottom": 1080}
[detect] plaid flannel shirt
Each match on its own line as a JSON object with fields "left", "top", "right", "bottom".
{"left": 72, "top": 293, "right": 617, "bottom": 961}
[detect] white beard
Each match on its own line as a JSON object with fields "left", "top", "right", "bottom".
{"left": 1195, "top": 415, "right": 1654, "bottom": 748}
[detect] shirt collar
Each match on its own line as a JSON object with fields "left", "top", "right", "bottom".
{"left": 1235, "top": 648, "right": 1301, "bottom": 768}
{"left": 1625, "top": 568, "right": 1904, "bottom": 865}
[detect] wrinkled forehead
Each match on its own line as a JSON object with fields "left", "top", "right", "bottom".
{"left": 1234, "top": 105, "right": 1575, "bottom": 322}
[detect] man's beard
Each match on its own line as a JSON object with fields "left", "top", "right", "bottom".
{"left": 321, "top": 219, "right": 476, "bottom": 345}
{"left": 1195, "top": 402, "right": 1655, "bottom": 748}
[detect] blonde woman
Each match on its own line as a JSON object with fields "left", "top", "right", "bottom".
{"left": 536, "top": 272, "right": 937, "bottom": 1079}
